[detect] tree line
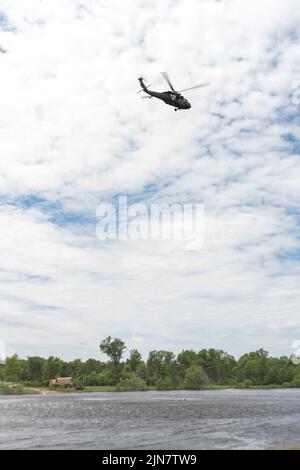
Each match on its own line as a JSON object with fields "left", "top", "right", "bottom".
{"left": 1, "top": 337, "right": 300, "bottom": 390}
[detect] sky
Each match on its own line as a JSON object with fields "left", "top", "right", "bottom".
{"left": 0, "top": 0, "right": 300, "bottom": 361}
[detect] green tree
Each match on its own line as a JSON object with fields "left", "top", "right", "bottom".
{"left": 290, "top": 366, "right": 300, "bottom": 387}
{"left": 27, "top": 357, "right": 45, "bottom": 382}
{"left": 147, "top": 350, "right": 175, "bottom": 385}
{"left": 0, "top": 364, "right": 5, "bottom": 381}
{"left": 18, "top": 359, "right": 29, "bottom": 382}
{"left": 234, "top": 349, "right": 269, "bottom": 385}
{"left": 183, "top": 365, "right": 209, "bottom": 390}
{"left": 100, "top": 336, "right": 126, "bottom": 382}
{"left": 69, "top": 359, "right": 82, "bottom": 379}
{"left": 80, "top": 359, "right": 103, "bottom": 375}
{"left": 117, "top": 372, "right": 147, "bottom": 391}
{"left": 262, "top": 356, "right": 295, "bottom": 385}
{"left": 100, "top": 337, "right": 126, "bottom": 366}
{"left": 83, "top": 371, "right": 100, "bottom": 386}
{"left": 177, "top": 350, "right": 198, "bottom": 383}
{"left": 97, "top": 368, "right": 115, "bottom": 386}
{"left": 59, "top": 361, "right": 72, "bottom": 377}
{"left": 156, "top": 376, "right": 173, "bottom": 390}
{"left": 4, "top": 355, "right": 22, "bottom": 382}
{"left": 198, "top": 348, "right": 236, "bottom": 384}
{"left": 177, "top": 350, "right": 198, "bottom": 370}
{"left": 136, "top": 362, "right": 147, "bottom": 382}
{"left": 127, "top": 349, "right": 142, "bottom": 372}
{"left": 42, "top": 356, "right": 63, "bottom": 382}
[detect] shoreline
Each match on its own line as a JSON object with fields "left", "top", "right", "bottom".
{"left": 1, "top": 384, "right": 299, "bottom": 396}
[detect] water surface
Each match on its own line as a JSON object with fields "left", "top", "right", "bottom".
{"left": 1, "top": 389, "right": 300, "bottom": 449}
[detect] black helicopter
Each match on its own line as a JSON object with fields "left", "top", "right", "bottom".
{"left": 138, "top": 72, "right": 209, "bottom": 111}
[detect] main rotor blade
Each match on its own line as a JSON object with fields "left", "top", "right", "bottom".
{"left": 161, "top": 72, "right": 175, "bottom": 92}
{"left": 177, "top": 82, "right": 210, "bottom": 93}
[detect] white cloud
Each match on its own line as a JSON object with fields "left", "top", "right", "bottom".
{"left": 0, "top": 0, "right": 300, "bottom": 359}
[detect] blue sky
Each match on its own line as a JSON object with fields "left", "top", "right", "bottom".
{"left": 0, "top": 0, "right": 300, "bottom": 360}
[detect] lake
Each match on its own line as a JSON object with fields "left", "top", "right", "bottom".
{"left": 1, "top": 389, "right": 300, "bottom": 449}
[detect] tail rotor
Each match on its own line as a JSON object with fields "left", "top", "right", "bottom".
{"left": 137, "top": 77, "right": 151, "bottom": 94}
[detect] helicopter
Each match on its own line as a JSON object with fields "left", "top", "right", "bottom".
{"left": 138, "top": 72, "right": 210, "bottom": 111}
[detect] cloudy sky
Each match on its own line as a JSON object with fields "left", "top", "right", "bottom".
{"left": 0, "top": 0, "right": 300, "bottom": 361}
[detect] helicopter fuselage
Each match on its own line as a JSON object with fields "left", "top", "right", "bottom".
{"left": 139, "top": 78, "right": 191, "bottom": 110}
{"left": 148, "top": 90, "right": 191, "bottom": 110}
